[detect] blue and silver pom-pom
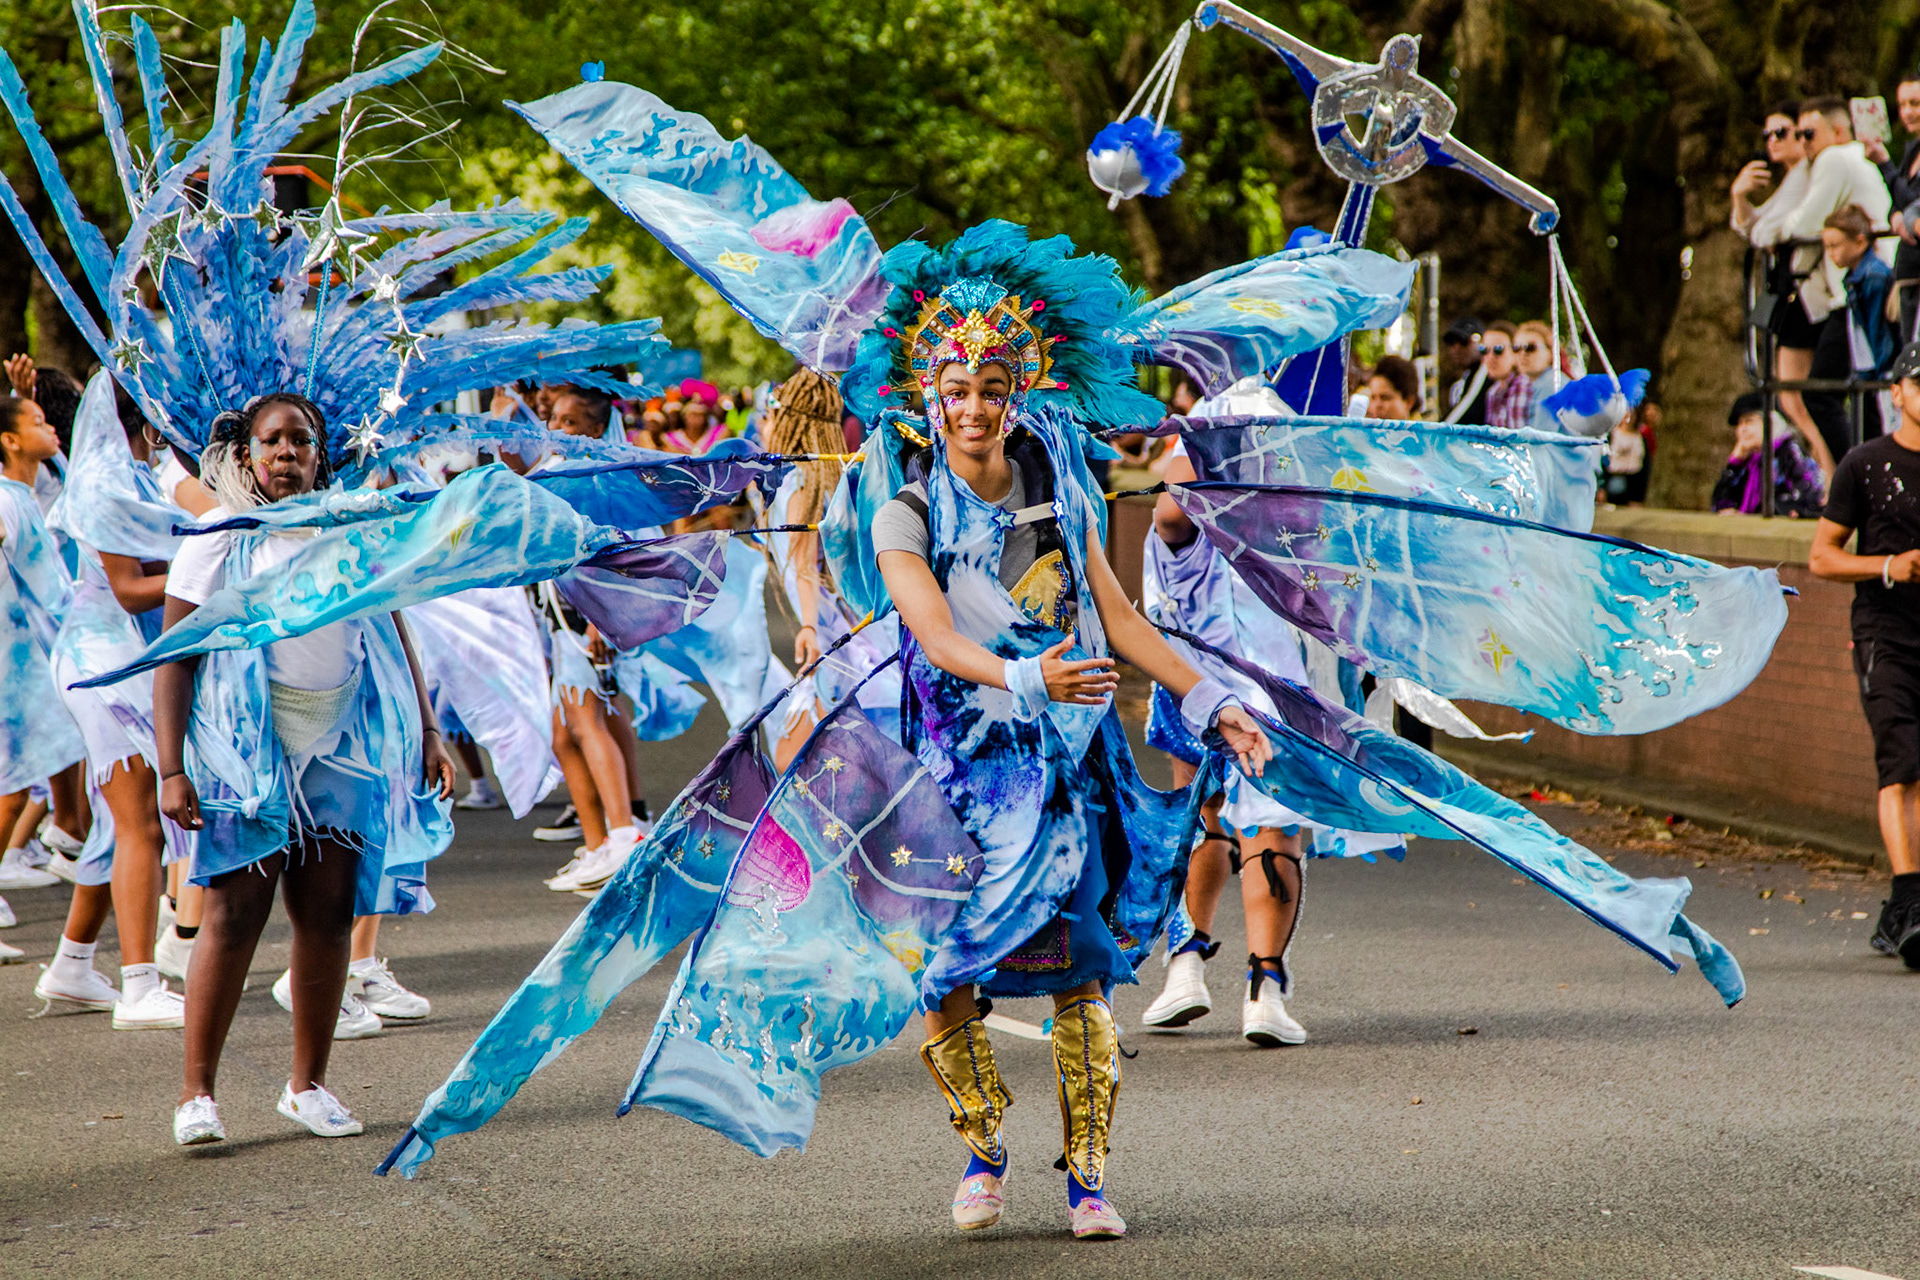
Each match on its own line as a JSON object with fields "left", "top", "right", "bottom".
{"left": 1086, "top": 117, "right": 1186, "bottom": 210}
{"left": 1540, "top": 368, "right": 1651, "bottom": 439}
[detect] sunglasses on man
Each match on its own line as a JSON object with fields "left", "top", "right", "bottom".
{"left": 1795, "top": 127, "right": 1819, "bottom": 141}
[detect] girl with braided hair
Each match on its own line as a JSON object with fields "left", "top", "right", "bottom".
{"left": 157, "top": 393, "right": 455, "bottom": 1146}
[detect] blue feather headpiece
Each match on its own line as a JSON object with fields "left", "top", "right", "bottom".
{"left": 0, "top": 0, "right": 666, "bottom": 476}
{"left": 842, "top": 220, "right": 1163, "bottom": 428}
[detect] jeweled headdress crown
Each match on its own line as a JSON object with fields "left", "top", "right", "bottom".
{"left": 903, "top": 277, "right": 1060, "bottom": 396}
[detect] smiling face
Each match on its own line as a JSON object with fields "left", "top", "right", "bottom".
{"left": 548, "top": 393, "right": 605, "bottom": 439}
{"left": 1901, "top": 83, "right": 1920, "bottom": 139}
{"left": 934, "top": 360, "right": 1013, "bottom": 462}
{"left": 247, "top": 401, "right": 322, "bottom": 501}
{"left": 1514, "top": 329, "right": 1553, "bottom": 377}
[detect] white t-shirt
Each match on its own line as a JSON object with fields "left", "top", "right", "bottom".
{"left": 166, "top": 510, "right": 361, "bottom": 691}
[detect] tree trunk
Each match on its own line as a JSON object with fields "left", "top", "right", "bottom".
{"left": 1649, "top": 226, "right": 1749, "bottom": 505}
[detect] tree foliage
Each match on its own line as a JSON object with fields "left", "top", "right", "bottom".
{"left": 4, "top": 0, "right": 1918, "bottom": 502}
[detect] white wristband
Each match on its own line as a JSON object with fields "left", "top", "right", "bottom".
{"left": 1885, "top": 556, "right": 1896, "bottom": 589}
{"left": 1005, "top": 655, "right": 1049, "bottom": 721}
{"left": 1180, "top": 676, "right": 1239, "bottom": 740}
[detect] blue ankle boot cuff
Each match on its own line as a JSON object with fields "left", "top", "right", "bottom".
{"left": 965, "top": 1149, "right": 1008, "bottom": 1180}
{"left": 1066, "top": 1170, "right": 1102, "bottom": 1207}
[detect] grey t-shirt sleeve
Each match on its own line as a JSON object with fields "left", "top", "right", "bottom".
{"left": 871, "top": 480, "right": 931, "bottom": 562}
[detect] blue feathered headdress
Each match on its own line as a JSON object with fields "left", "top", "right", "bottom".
{"left": 841, "top": 220, "right": 1164, "bottom": 428}
{"left": 0, "top": 0, "right": 665, "bottom": 476}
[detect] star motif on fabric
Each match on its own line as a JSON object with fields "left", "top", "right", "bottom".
{"left": 1342, "top": 572, "right": 1362, "bottom": 589}
{"left": 823, "top": 756, "right": 846, "bottom": 773}
{"left": 846, "top": 872, "right": 859, "bottom": 888}
{"left": 1276, "top": 528, "right": 1297, "bottom": 552}
{"left": 714, "top": 782, "right": 731, "bottom": 804}
{"left": 250, "top": 201, "right": 283, "bottom": 233}
{"left": 890, "top": 845, "right": 912, "bottom": 867}
{"left": 1313, "top": 523, "right": 1331, "bottom": 541}
{"left": 640, "top": 470, "right": 659, "bottom": 485}
{"left": 1364, "top": 555, "right": 1380, "bottom": 573}
{"left": 1302, "top": 570, "right": 1321, "bottom": 591}
{"left": 824, "top": 821, "right": 845, "bottom": 841}
{"left": 1509, "top": 575, "right": 1524, "bottom": 590}
{"left": 140, "top": 210, "right": 196, "bottom": 287}
{"left": 668, "top": 844, "right": 685, "bottom": 864}
{"left": 346, "top": 414, "right": 386, "bottom": 462}
{"left": 1478, "top": 628, "right": 1514, "bottom": 676}
{"left": 792, "top": 777, "right": 810, "bottom": 795}
{"left": 107, "top": 335, "right": 149, "bottom": 372}
{"left": 945, "top": 854, "right": 968, "bottom": 876}
{"left": 378, "top": 387, "right": 409, "bottom": 416}
{"left": 698, "top": 835, "right": 716, "bottom": 858}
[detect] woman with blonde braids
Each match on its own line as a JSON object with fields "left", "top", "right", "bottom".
{"left": 762, "top": 367, "right": 902, "bottom": 766}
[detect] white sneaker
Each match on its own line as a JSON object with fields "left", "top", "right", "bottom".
{"left": 1142, "top": 950, "right": 1212, "bottom": 1029}
{"left": 0, "top": 895, "right": 14, "bottom": 928}
{"left": 38, "top": 824, "right": 84, "bottom": 857}
{"left": 1242, "top": 973, "right": 1307, "bottom": 1047}
{"left": 34, "top": 963, "right": 120, "bottom": 1011}
{"left": 455, "top": 777, "right": 504, "bottom": 810}
{"left": 0, "top": 846, "right": 59, "bottom": 889}
{"left": 173, "top": 1095, "right": 226, "bottom": 1145}
{"left": 155, "top": 927, "right": 194, "bottom": 984}
{"left": 543, "top": 846, "right": 592, "bottom": 890}
{"left": 277, "top": 1082, "right": 364, "bottom": 1137}
{"left": 533, "top": 803, "right": 582, "bottom": 842}
{"left": 0, "top": 939, "right": 22, "bottom": 963}
{"left": 42, "top": 852, "right": 82, "bottom": 885}
{"left": 270, "top": 968, "right": 385, "bottom": 1039}
{"left": 353, "top": 958, "right": 429, "bottom": 1021}
{"left": 113, "top": 982, "right": 187, "bottom": 1030}
{"left": 16, "top": 838, "right": 49, "bottom": 869}
{"left": 555, "top": 828, "right": 639, "bottom": 893}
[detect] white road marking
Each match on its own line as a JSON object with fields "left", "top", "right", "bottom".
{"left": 1794, "top": 1266, "right": 1906, "bottom": 1280}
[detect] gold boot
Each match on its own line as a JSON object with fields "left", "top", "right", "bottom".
{"left": 920, "top": 1015, "right": 1012, "bottom": 1229}
{"left": 1051, "top": 995, "right": 1126, "bottom": 1239}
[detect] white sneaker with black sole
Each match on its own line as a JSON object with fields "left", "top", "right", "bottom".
{"left": 1241, "top": 972, "right": 1307, "bottom": 1047}
{"left": 533, "top": 803, "right": 582, "bottom": 842}
{"left": 0, "top": 846, "right": 58, "bottom": 889}
{"left": 1142, "top": 950, "right": 1212, "bottom": 1029}
{"left": 270, "top": 969, "right": 385, "bottom": 1039}
{"left": 277, "top": 1082, "right": 364, "bottom": 1137}
{"left": 352, "top": 957, "right": 429, "bottom": 1021}
{"left": 155, "top": 927, "right": 194, "bottom": 984}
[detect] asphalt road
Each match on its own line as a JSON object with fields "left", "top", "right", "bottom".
{"left": 3, "top": 701, "right": 1917, "bottom": 1279}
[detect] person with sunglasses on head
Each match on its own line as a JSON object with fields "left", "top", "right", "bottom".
{"left": 1776, "top": 95, "right": 1893, "bottom": 465}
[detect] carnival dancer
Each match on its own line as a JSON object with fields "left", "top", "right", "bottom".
{"left": 44, "top": 375, "right": 192, "bottom": 1028}
{"left": 156, "top": 395, "right": 456, "bottom": 1144}
{"left": 0, "top": 396, "right": 95, "bottom": 987}
{"left": 762, "top": 366, "right": 902, "bottom": 766}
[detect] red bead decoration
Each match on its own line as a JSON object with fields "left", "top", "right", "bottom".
{"left": 1031, "top": 299, "right": 1046, "bottom": 312}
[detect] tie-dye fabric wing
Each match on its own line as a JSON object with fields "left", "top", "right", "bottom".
{"left": 379, "top": 724, "right": 775, "bottom": 1178}
{"left": 624, "top": 678, "right": 978, "bottom": 1157}
{"left": 1113, "top": 244, "right": 1414, "bottom": 396}
{"left": 46, "top": 373, "right": 183, "bottom": 560}
{"left": 1167, "top": 414, "right": 1603, "bottom": 532}
{"left": 76, "top": 467, "right": 651, "bottom": 688}
{"left": 555, "top": 532, "right": 728, "bottom": 651}
{"left": 512, "top": 81, "right": 888, "bottom": 370}
{"left": 1168, "top": 627, "right": 1743, "bottom": 1005}
{"left": 1172, "top": 482, "right": 1787, "bottom": 736}
{"left": 528, "top": 439, "right": 789, "bottom": 532}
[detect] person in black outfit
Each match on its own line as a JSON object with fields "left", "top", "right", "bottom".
{"left": 1810, "top": 340, "right": 1920, "bottom": 966}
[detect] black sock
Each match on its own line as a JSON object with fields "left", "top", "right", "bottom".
{"left": 174, "top": 923, "right": 198, "bottom": 940}
{"left": 1891, "top": 873, "right": 1920, "bottom": 905}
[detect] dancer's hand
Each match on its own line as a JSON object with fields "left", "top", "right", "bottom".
{"left": 1040, "top": 632, "right": 1117, "bottom": 705}
{"left": 4, "top": 354, "right": 33, "bottom": 397}
{"left": 422, "top": 731, "right": 456, "bottom": 800}
{"left": 794, "top": 623, "right": 821, "bottom": 669}
{"left": 586, "top": 623, "right": 612, "bottom": 665}
{"left": 1214, "top": 704, "right": 1273, "bottom": 778}
{"left": 161, "top": 773, "right": 203, "bottom": 831}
